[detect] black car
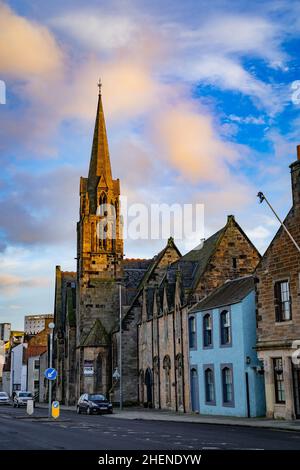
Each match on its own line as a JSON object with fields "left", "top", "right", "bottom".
{"left": 77, "top": 393, "right": 113, "bottom": 415}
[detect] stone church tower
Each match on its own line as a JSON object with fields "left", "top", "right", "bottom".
{"left": 76, "top": 85, "right": 123, "bottom": 397}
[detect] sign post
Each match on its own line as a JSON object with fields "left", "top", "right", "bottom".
{"left": 47, "top": 322, "right": 55, "bottom": 418}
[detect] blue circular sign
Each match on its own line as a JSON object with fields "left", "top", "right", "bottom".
{"left": 44, "top": 367, "right": 57, "bottom": 380}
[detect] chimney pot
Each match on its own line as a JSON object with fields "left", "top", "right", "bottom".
{"left": 297, "top": 144, "right": 300, "bottom": 161}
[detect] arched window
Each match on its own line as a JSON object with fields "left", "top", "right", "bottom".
{"left": 99, "top": 193, "right": 107, "bottom": 216}
{"left": 153, "top": 357, "right": 159, "bottom": 407}
{"left": 175, "top": 354, "right": 183, "bottom": 409}
{"left": 203, "top": 313, "right": 212, "bottom": 347}
{"left": 189, "top": 316, "right": 196, "bottom": 349}
{"left": 139, "top": 370, "right": 144, "bottom": 404}
{"left": 222, "top": 366, "right": 234, "bottom": 405}
{"left": 163, "top": 356, "right": 171, "bottom": 407}
{"left": 204, "top": 368, "right": 215, "bottom": 403}
{"left": 220, "top": 310, "right": 231, "bottom": 345}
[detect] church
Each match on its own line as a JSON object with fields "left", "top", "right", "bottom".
{"left": 53, "top": 87, "right": 261, "bottom": 411}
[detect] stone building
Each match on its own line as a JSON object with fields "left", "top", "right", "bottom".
{"left": 256, "top": 146, "right": 300, "bottom": 420}
{"left": 53, "top": 88, "right": 261, "bottom": 409}
{"left": 128, "top": 215, "right": 261, "bottom": 411}
{"left": 54, "top": 89, "right": 154, "bottom": 404}
{"left": 53, "top": 267, "right": 77, "bottom": 405}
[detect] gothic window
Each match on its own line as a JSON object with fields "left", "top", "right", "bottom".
{"left": 220, "top": 310, "right": 231, "bottom": 346}
{"left": 153, "top": 357, "right": 159, "bottom": 407}
{"left": 91, "top": 222, "right": 95, "bottom": 252}
{"left": 99, "top": 193, "right": 107, "bottom": 216}
{"left": 203, "top": 313, "right": 212, "bottom": 348}
{"left": 175, "top": 354, "right": 183, "bottom": 408}
{"left": 139, "top": 370, "right": 144, "bottom": 404}
{"left": 96, "top": 354, "right": 102, "bottom": 391}
{"left": 163, "top": 355, "right": 171, "bottom": 407}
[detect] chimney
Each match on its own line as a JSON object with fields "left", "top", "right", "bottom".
{"left": 290, "top": 145, "right": 300, "bottom": 210}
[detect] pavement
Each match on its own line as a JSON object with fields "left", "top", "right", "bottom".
{"left": 1, "top": 405, "right": 300, "bottom": 450}
{"left": 36, "top": 403, "right": 300, "bottom": 433}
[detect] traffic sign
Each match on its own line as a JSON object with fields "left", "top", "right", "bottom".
{"left": 44, "top": 367, "right": 57, "bottom": 380}
{"left": 51, "top": 400, "right": 60, "bottom": 419}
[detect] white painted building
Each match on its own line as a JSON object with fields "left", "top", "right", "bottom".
{"left": 24, "top": 315, "right": 53, "bottom": 335}
{"left": 0, "top": 323, "right": 11, "bottom": 342}
{"left": 10, "top": 343, "right": 27, "bottom": 395}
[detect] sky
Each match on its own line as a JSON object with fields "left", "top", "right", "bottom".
{"left": 0, "top": 0, "right": 300, "bottom": 329}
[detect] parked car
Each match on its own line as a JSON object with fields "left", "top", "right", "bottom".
{"left": 77, "top": 393, "right": 113, "bottom": 415}
{"left": 13, "top": 391, "right": 34, "bottom": 408}
{"left": 0, "top": 392, "right": 10, "bottom": 405}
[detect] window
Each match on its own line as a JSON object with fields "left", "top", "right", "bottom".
{"left": 274, "top": 280, "right": 292, "bottom": 322}
{"left": 273, "top": 358, "right": 285, "bottom": 403}
{"left": 204, "top": 367, "right": 215, "bottom": 404}
{"left": 220, "top": 310, "right": 231, "bottom": 345}
{"left": 203, "top": 313, "right": 212, "bottom": 347}
{"left": 222, "top": 366, "right": 234, "bottom": 405}
{"left": 189, "top": 316, "right": 196, "bottom": 349}
{"left": 232, "top": 257, "right": 237, "bottom": 269}
{"left": 34, "top": 360, "right": 40, "bottom": 370}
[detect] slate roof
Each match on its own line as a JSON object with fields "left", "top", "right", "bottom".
{"left": 170, "top": 227, "right": 226, "bottom": 290}
{"left": 190, "top": 276, "right": 254, "bottom": 312}
{"left": 122, "top": 258, "right": 152, "bottom": 305}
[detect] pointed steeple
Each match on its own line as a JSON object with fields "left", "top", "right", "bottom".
{"left": 88, "top": 80, "right": 113, "bottom": 191}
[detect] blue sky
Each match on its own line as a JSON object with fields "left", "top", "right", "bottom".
{"left": 0, "top": 0, "right": 300, "bottom": 329}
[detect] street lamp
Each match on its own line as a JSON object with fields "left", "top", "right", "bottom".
{"left": 257, "top": 192, "right": 300, "bottom": 254}
{"left": 48, "top": 322, "right": 55, "bottom": 418}
{"left": 118, "top": 283, "right": 123, "bottom": 411}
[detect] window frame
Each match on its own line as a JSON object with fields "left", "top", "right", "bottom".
{"left": 274, "top": 279, "right": 292, "bottom": 323}
{"left": 188, "top": 315, "right": 197, "bottom": 350}
{"left": 220, "top": 308, "right": 232, "bottom": 347}
{"left": 221, "top": 363, "right": 235, "bottom": 407}
{"left": 203, "top": 364, "right": 216, "bottom": 405}
{"left": 203, "top": 312, "right": 213, "bottom": 349}
{"left": 273, "top": 357, "right": 286, "bottom": 404}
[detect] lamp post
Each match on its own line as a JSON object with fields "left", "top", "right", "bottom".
{"left": 48, "top": 322, "right": 55, "bottom": 418}
{"left": 257, "top": 192, "right": 300, "bottom": 253}
{"left": 119, "top": 283, "right": 123, "bottom": 411}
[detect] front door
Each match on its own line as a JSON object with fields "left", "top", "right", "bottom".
{"left": 292, "top": 364, "right": 300, "bottom": 418}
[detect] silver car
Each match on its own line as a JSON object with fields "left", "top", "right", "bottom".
{"left": 13, "top": 391, "right": 34, "bottom": 408}
{"left": 0, "top": 391, "right": 10, "bottom": 405}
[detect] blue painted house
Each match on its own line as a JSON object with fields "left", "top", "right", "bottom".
{"left": 189, "top": 276, "right": 266, "bottom": 417}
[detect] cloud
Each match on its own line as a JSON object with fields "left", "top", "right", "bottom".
{"left": 0, "top": 2, "right": 63, "bottom": 78}
{"left": 151, "top": 100, "right": 239, "bottom": 183}
{"left": 228, "top": 114, "right": 266, "bottom": 125}
{"left": 0, "top": 273, "right": 49, "bottom": 294}
{"left": 51, "top": 11, "right": 138, "bottom": 52}
{"left": 0, "top": 166, "right": 81, "bottom": 250}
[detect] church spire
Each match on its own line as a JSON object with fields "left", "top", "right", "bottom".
{"left": 88, "top": 80, "right": 113, "bottom": 191}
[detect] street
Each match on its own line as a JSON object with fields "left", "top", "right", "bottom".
{"left": 0, "top": 406, "right": 300, "bottom": 450}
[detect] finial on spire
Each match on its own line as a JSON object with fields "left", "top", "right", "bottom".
{"left": 97, "top": 78, "right": 102, "bottom": 96}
